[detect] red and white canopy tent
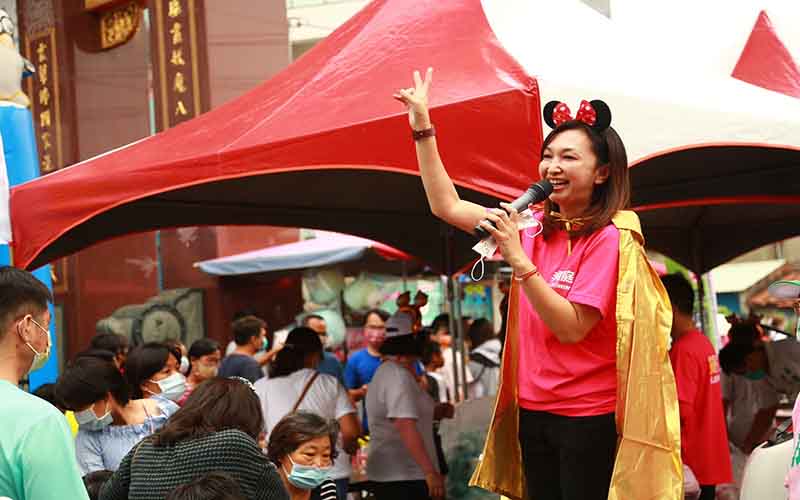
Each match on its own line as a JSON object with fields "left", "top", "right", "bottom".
{"left": 9, "top": 0, "right": 800, "bottom": 274}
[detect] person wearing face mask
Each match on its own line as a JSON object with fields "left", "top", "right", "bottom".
{"left": 344, "top": 308, "right": 389, "bottom": 432}
{"left": 166, "top": 339, "right": 190, "bottom": 375}
{"left": 255, "top": 327, "right": 359, "bottom": 500}
{"left": 177, "top": 338, "right": 221, "bottom": 406}
{"left": 124, "top": 342, "right": 187, "bottom": 405}
{"left": 366, "top": 312, "right": 446, "bottom": 500}
{"left": 0, "top": 266, "right": 89, "bottom": 500}
{"left": 267, "top": 412, "right": 340, "bottom": 500}
{"left": 55, "top": 356, "right": 178, "bottom": 474}
{"left": 719, "top": 334, "right": 800, "bottom": 451}
{"left": 219, "top": 315, "right": 269, "bottom": 383}
{"left": 98, "top": 378, "right": 288, "bottom": 500}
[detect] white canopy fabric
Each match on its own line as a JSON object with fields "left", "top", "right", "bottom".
{"left": 482, "top": 0, "right": 800, "bottom": 164}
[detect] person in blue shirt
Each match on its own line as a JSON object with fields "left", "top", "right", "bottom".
{"left": 303, "top": 314, "right": 345, "bottom": 385}
{"left": 344, "top": 309, "right": 390, "bottom": 401}
{"left": 343, "top": 309, "right": 390, "bottom": 434}
{"left": 0, "top": 266, "right": 89, "bottom": 500}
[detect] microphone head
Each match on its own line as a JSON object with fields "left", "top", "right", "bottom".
{"left": 510, "top": 179, "right": 554, "bottom": 212}
{"left": 534, "top": 179, "right": 553, "bottom": 196}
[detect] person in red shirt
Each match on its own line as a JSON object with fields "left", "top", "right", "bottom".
{"left": 662, "top": 273, "right": 733, "bottom": 500}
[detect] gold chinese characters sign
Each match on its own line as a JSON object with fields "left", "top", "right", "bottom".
{"left": 24, "top": 29, "right": 62, "bottom": 174}
{"left": 153, "top": 0, "right": 204, "bottom": 129}
{"left": 99, "top": 2, "right": 142, "bottom": 50}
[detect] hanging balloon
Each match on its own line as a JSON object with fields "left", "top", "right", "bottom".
{"left": 344, "top": 272, "right": 379, "bottom": 311}
{"left": 304, "top": 268, "right": 345, "bottom": 305}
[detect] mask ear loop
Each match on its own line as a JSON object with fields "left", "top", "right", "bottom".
{"left": 471, "top": 257, "right": 486, "bottom": 282}
{"left": 524, "top": 218, "right": 544, "bottom": 239}
{"left": 471, "top": 218, "right": 543, "bottom": 282}
{"left": 16, "top": 315, "right": 31, "bottom": 342}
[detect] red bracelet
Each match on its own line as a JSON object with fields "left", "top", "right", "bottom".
{"left": 412, "top": 126, "right": 436, "bottom": 141}
{"left": 513, "top": 268, "right": 539, "bottom": 282}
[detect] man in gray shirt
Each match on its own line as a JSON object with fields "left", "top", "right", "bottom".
{"left": 366, "top": 313, "right": 444, "bottom": 500}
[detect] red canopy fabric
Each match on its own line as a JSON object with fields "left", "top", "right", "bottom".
{"left": 732, "top": 10, "right": 800, "bottom": 99}
{"left": 12, "top": 0, "right": 800, "bottom": 275}
{"left": 10, "top": 0, "right": 541, "bottom": 272}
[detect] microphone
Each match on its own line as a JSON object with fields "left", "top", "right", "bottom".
{"left": 474, "top": 179, "right": 553, "bottom": 238}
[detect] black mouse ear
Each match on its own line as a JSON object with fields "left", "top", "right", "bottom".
{"left": 542, "top": 101, "right": 560, "bottom": 129}
{"left": 589, "top": 99, "right": 612, "bottom": 131}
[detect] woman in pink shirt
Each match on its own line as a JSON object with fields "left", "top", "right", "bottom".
{"left": 395, "top": 69, "right": 630, "bottom": 500}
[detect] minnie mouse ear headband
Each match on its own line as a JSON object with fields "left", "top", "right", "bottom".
{"left": 543, "top": 99, "right": 612, "bottom": 132}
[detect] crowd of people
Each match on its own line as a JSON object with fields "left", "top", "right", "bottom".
{"left": 0, "top": 264, "right": 507, "bottom": 500}
{"left": 4, "top": 62, "right": 800, "bottom": 500}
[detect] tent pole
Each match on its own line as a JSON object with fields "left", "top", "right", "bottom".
{"left": 697, "top": 276, "right": 706, "bottom": 333}
{"left": 340, "top": 289, "right": 349, "bottom": 361}
{"left": 442, "top": 224, "right": 461, "bottom": 402}
{"left": 703, "top": 273, "right": 720, "bottom": 350}
{"left": 454, "top": 275, "right": 470, "bottom": 401}
{"left": 690, "top": 223, "right": 706, "bottom": 333}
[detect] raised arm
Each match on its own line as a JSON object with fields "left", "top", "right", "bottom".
{"left": 394, "top": 68, "right": 487, "bottom": 234}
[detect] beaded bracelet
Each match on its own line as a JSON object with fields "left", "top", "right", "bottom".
{"left": 513, "top": 268, "right": 539, "bottom": 282}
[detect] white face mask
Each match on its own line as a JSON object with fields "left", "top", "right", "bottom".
{"left": 179, "top": 356, "right": 190, "bottom": 375}
{"left": 195, "top": 362, "right": 218, "bottom": 379}
{"left": 75, "top": 400, "right": 113, "bottom": 431}
{"left": 18, "top": 316, "right": 51, "bottom": 374}
{"left": 148, "top": 372, "right": 187, "bottom": 401}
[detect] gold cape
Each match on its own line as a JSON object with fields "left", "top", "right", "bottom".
{"left": 469, "top": 210, "right": 683, "bottom": 500}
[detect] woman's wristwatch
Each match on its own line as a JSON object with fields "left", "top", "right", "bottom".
{"left": 412, "top": 125, "right": 435, "bottom": 141}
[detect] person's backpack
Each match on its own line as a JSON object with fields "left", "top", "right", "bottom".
{"left": 469, "top": 351, "right": 500, "bottom": 383}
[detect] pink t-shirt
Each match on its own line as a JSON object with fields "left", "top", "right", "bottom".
{"left": 517, "top": 216, "right": 619, "bottom": 416}
{"left": 786, "top": 395, "right": 800, "bottom": 499}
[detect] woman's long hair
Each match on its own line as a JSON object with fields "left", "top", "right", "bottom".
{"left": 540, "top": 120, "right": 630, "bottom": 238}
{"left": 150, "top": 378, "right": 264, "bottom": 447}
{"left": 268, "top": 327, "right": 322, "bottom": 378}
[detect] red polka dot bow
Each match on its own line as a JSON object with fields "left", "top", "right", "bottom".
{"left": 543, "top": 99, "right": 612, "bottom": 131}
{"left": 551, "top": 100, "right": 597, "bottom": 127}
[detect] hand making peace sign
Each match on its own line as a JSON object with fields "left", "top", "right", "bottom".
{"left": 393, "top": 67, "right": 434, "bottom": 131}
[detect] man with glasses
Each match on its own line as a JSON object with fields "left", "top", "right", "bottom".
{"left": 344, "top": 309, "right": 390, "bottom": 433}
{"left": 0, "top": 266, "right": 89, "bottom": 499}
